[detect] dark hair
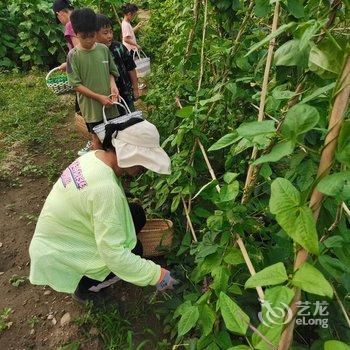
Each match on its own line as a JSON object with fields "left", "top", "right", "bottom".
{"left": 70, "top": 8, "right": 97, "bottom": 34}
{"left": 52, "top": 0, "right": 74, "bottom": 13}
{"left": 96, "top": 14, "right": 112, "bottom": 31}
{"left": 121, "top": 3, "right": 138, "bottom": 15}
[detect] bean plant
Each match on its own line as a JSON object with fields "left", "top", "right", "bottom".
{"left": 131, "top": 0, "right": 350, "bottom": 349}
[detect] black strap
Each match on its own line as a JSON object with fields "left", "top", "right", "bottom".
{"left": 102, "top": 118, "right": 144, "bottom": 150}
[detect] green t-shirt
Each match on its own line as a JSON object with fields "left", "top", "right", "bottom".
{"left": 29, "top": 151, "right": 161, "bottom": 293}
{"left": 67, "top": 43, "right": 120, "bottom": 123}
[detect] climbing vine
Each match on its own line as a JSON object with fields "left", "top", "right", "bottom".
{"left": 132, "top": 0, "right": 350, "bottom": 349}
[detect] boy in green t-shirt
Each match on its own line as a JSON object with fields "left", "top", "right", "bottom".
{"left": 67, "top": 8, "right": 120, "bottom": 152}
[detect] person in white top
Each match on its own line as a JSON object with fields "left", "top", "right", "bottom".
{"left": 121, "top": 3, "right": 144, "bottom": 53}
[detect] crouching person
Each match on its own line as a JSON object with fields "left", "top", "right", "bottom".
{"left": 29, "top": 119, "right": 176, "bottom": 302}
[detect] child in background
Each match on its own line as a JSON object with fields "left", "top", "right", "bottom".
{"left": 67, "top": 8, "right": 120, "bottom": 153}
{"left": 121, "top": 3, "right": 144, "bottom": 54}
{"left": 96, "top": 14, "right": 139, "bottom": 112}
{"left": 52, "top": 0, "right": 78, "bottom": 71}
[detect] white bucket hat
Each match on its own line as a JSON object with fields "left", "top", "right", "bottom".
{"left": 111, "top": 120, "right": 171, "bottom": 175}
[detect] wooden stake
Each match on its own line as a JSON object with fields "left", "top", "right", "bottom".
{"left": 278, "top": 54, "right": 350, "bottom": 350}
{"left": 181, "top": 196, "right": 198, "bottom": 242}
{"left": 342, "top": 202, "right": 350, "bottom": 219}
{"left": 243, "top": 1, "right": 280, "bottom": 202}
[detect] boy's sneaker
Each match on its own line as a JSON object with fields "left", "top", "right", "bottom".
{"left": 72, "top": 287, "right": 108, "bottom": 305}
{"left": 78, "top": 141, "right": 92, "bottom": 156}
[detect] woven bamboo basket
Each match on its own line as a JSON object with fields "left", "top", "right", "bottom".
{"left": 75, "top": 113, "right": 90, "bottom": 139}
{"left": 138, "top": 219, "right": 173, "bottom": 257}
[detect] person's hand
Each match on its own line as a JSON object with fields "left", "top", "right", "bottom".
{"left": 133, "top": 86, "right": 140, "bottom": 100}
{"left": 110, "top": 86, "right": 120, "bottom": 102}
{"left": 59, "top": 62, "right": 67, "bottom": 72}
{"left": 156, "top": 268, "right": 178, "bottom": 291}
{"left": 98, "top": 95, "right": 113, "bottom": 106}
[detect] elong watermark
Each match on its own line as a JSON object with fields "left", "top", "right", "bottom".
{"left": 258, "top": 299, "right": 329, "bottom": 328}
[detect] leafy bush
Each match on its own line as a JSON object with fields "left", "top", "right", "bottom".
{"left": 131, "top": 0, "right": 350, "bottom": 348}
{"left": 0, "top": 0, "right": 66, "bottom": 70}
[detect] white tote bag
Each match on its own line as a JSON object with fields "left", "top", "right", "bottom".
{"left": 133, "top": 50, "right": 151, "bottom": 78}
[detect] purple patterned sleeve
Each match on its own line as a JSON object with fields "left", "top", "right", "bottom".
{"left": 64, "top": 21, "right": 75, "bottom": 50}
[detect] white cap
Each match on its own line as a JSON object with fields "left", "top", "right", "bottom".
{"left": 112, "top": 120, "right": 171, "bottom": 175}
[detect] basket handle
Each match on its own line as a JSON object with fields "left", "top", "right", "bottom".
{"left": 102, "top": 95, "right": 131, "bottom": 124}
{"left": 45, "top": 67, "right": 62, "bottom": 81}
{"left": 133, "top": 49, "right": 147, "bottom": 60}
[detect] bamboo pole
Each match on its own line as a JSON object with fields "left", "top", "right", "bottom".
{"left": 181, "top": 196, "right": 198, "bottom": 242}
{"left": 278, "top": 54, "right": 350, "bottom": 350}
{"left": 342, "top": 202, "right": 350, "bottom": 219}
{"left": 242, "top": 1, "right": 280, "bottom": 203}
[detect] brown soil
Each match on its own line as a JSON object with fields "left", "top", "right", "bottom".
{"left": 0, "top": 105, "right": 166, "bottom": 349}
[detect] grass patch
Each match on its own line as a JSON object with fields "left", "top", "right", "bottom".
{"left": 0, "top": 69, "right": 76, "bottom": 181}
{"left": 0, "top": 69, "right": 71, "bottom": 147}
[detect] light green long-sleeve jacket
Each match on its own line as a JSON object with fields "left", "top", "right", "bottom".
{"left": 29, "top": 151, "right": 161, "bottom": 293}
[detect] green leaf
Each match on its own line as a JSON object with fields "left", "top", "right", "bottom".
{"left": 225, "top": 82, "right": 237, "bottom": 97}
{"left": 323, "top": 235, "right": 344, "bottom": 248}
{"left": 199, "top": 93, "right": 223, "bottom": 106}
{"left": 174, "top": 300, "right": 192, "bottom": 319}
{"left": 48, "top": 46, "right": 57, "bottom": 55}
{"left": 254, "top": 0, "right": 271, "bottom": 17}
{"left": 317, "top": 172, "right": 350, "bottom": 201}
{"left": 224, "top": 247, "right": 245, "bottom": 265}
{"left": 223, "top": 172, "right": 238, "bottom": 184}
{"left": 254, "top": 141, "right": 295, "bottom": 165}
{"left": 281, "top": 104, "right": 320, "bottom": 141}
{"left": 336, "top": 120, "right": 350, "bottom": 167}
{"left": 219, "top": 292, "right": 249, "bottom": 335}
{"left": 211, "top": 266, "right": 230, "bottom": 293}
{"left": 324, "top": 340, "right": 350, "bottom": 350}
{"left": 208, "top": 133, "right": 241, "bottom": 151}
{"left": 252, "top": 324, "right": 283, "bottom": 350}
{"left": 284, "top": 205, "right": 319, "bottom": 255}
{"left": 270, "top": 178, "right": 319, "bottom": 254}
{"left": 318, "top": 255, "right": 349, "bottom": 280}
{"left": 199, "top": 304, "right": 216, "bottom": 337}
{"left": 245, "top": 263, "right": 288, "bottom": 288}
{"left": 272, "top": 89, "right": 297, "bottom": 100}
{"left": 292, "top": 262, "right": 333, "bottom": 298}
{"left": 178, "top": 305, "right": 199, "bottom": 336}
{"left": 270, "top": 178, "right": 300, "bottom": 214}
{"left": 274, "top": 39, "right": 309, "bottom": 67}
{"left": 286, "top": 0, "right": 304, "bottom": 18}
{"left": 171, "top": 194, "right": 181, "bottom": 212}
{"left": 236, "top": 120, "right": 275, "bottom": 138}
{"left": 228, "top": 346, "right": 252, "bottom": 350}
{"left": 176, "top": 106, "right": 193, "bottom": 118}
{"left": 246, "top": 22, "right": 296, "bottom": 56}
{"left": 301, "top": 82, "right": 335, "bottom": 104}
{"left": 219, "top": 181, "right": 239, "bottom": 202}
{"left": 262, "top": 286, "right": 295, "bottom": 321}
{"left": 308, "top": 39, "right": 345, "bottom": 77}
